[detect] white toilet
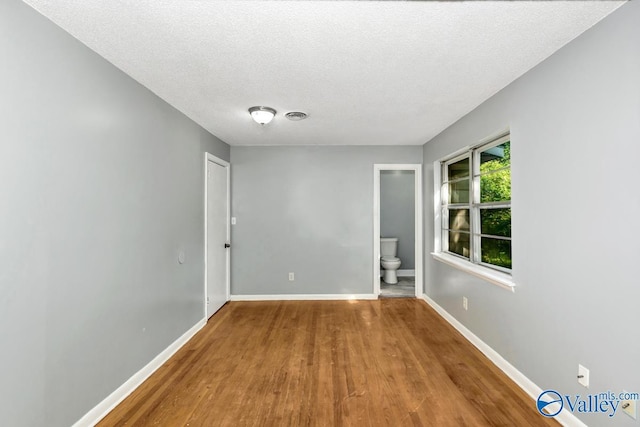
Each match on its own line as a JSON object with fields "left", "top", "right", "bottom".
{"left": 380, "top": 237, "right": 402, "bottom": 284}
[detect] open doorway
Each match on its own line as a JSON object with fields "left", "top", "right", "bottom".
{"left": 373, "top": 164, "right": 423, "bottom": 298}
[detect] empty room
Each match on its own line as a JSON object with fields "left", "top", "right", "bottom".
{"left": 2, "top": 1, "right": 639, "bottom": 426}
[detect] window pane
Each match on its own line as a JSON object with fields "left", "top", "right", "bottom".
{"left": 481, "top": 237, "right": 511, "bottom": 269}
{"left": 448, "top": 232, "right": 470, "bottom": 258}
{"left": 480, "top": 168, "right": 511, "bottom": 202}
{"left": 448, "top": 179, "right": 469, "bottom": 204}
{"left": 479, "top": 140, "right": 510, "bottom": 202}
{"left": 480, "top": 141, "right": 510, "bottom": 168}
{"left": 448, "top": 209, "right": 470, "bottom": 232}
{"left": 480, "top": 208, "right": 511, "bottom": 237}
{"left": 447, "top": 158, "right": 469, "bottom": 181}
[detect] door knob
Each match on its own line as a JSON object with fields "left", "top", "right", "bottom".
{"left": 224, "top": 243, "right": 231, "bottom": 248}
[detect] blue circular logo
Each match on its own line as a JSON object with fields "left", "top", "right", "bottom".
{"left": 537, "top": 390, "right": 563, "bottom": 417}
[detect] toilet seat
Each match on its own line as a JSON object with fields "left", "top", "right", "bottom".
{"left": 381, "top": 256, "right": 400, "bottom": 262}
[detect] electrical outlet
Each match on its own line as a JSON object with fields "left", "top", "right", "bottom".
{"left": 231, "top": 217, "right": 236, "bottom": 225}
{"left": 621, "top": 391, "right": 637, "bottom": 419}
{"left": 577, "top": 364, "right": 589, "bottom": 388}
{"left": 288, "top": 272, "right": 294, "bottom": 281}
{"left": 462, "top": 296, "right": 468, "bottom": 311}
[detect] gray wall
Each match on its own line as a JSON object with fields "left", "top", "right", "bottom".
{"left": 380, "top": 170, "right": 415, "bottom": 269}
{"left": 0, "top": 1, "right": 229, "bottom": 426}
{"left": 423, "top": 2, "right": 639, "bottom": 426}
{"left": 231, "top": 146, "right": 422, "bottom": 295}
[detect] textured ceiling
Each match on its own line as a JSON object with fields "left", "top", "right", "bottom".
{"left": 22, "top": 1, "right": 624, "bottom": 146}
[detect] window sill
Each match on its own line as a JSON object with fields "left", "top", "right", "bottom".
{"left": 431, "top": 252, "right": 515, "bottom": 292}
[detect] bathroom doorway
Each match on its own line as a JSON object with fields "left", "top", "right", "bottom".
{"left": 373, "top": 164, "right": 423, "bottom": 297}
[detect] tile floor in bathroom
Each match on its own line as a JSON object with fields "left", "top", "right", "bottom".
{"left": 380, "top": 276, "right": 415, "bottom": 298}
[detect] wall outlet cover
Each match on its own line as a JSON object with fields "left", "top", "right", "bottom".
{"left": 621, "top": 391, "right": 637, "bottom": 419}
{"left": 577, "top": 364, "right": 589, "bottom": 388}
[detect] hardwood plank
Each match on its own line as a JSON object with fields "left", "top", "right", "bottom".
{"left": 99, "top": 299, "right": 557, "bottom": 426}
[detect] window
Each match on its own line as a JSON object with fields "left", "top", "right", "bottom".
{"left": 437, "top": 133, "right": 512, "bottom": 279}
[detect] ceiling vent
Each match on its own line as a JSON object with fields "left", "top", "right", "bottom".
{"left": 285, "top": 111, "right": 308, "bottom": 121}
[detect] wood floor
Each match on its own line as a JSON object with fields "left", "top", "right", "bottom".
{"left": 99, "top": 299, "right": 557, "bottom": 426}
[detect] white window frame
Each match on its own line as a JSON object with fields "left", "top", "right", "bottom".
{"left": 432, "top": 131, "right": 515, "bottom": 291}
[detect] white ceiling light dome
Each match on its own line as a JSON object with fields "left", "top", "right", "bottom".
{"left": 249, "top": 106, "right": 276, "bottom": 125}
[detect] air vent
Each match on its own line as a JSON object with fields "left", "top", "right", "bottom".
{"left": 285, "top": 111, "right": 308, "bottom": 121}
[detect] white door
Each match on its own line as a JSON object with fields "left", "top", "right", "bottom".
{"left": 206, "top": 157, "right": 229, "bottom": 318}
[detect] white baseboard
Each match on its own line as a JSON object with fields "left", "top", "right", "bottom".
{"left": 230, "top": 293, "right": 378, "bottom": 301}
{"left": 419, "top": 294, "right": 587, "bottom": 427}
{"left": 72, "top": 318, "right": 207, "bottom": 427}
{"left": 379, "top": 269, "right": 415, "bottom": 277}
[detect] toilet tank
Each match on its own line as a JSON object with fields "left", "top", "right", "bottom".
{"left": 380, "top": 237, "right": 398, "bottom": 257}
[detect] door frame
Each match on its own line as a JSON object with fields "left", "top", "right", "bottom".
{"left": 204, "top": 153, "right": 231, "bottom": 320}
{"left": 373, "top": 164, "right": 423, "bottom": 297}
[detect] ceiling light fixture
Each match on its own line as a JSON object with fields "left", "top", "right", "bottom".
{"left": 249, "top": 106, "right": 276, "bottom": 125}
